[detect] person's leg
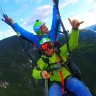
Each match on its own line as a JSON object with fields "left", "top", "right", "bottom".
{"left": 48, "top": 83, "right": 62, "bottom": 96}
{"left": 65, "top": 77, "right": 92, "bottom": 96}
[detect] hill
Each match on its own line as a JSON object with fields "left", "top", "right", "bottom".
{"left": 85, "top": 24, "right": 96, "bottom": 31}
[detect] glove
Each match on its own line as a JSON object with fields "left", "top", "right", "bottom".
{"left": 2, "top": 14, "right": 13, "bottom": 26}
{"left": 53, "top": 0, "right": 59, "bottom": 5}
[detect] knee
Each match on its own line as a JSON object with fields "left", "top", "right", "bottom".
{"left": 49, "top": 83, "right": 62, "bottom": 96}
{"left": 66, "top": 78, "right": 92, "bottom": 96}
{"left": 66, "top": 78, "right": 85, "bottom": 92}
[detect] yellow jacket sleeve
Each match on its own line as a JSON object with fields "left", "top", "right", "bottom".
{"left": 32, "top": 58, "right": 47, "bottom": 79}
{"left": 60, "top": 29, "right": 79, "bottom": 61}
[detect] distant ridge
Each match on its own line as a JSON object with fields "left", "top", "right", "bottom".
{"left": 84, "top": 24, "right": 96, "bottom": 32}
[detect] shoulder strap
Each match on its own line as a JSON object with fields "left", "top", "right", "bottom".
{"left": 42, "top": 58, "right": 49, "bottom": 64}
{"left": 41, "top": 57, "right": 50, "bottom": 71}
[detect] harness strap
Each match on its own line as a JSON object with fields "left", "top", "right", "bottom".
{"left": 59, "top": 70, "right": 65, "bottom": 94}
{"left": 56, "top": 51, "right": 65, "bottom": 94}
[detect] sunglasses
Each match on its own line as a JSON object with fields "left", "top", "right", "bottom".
{"left": 41, "top": 42, "right": 53, "bottom": 51}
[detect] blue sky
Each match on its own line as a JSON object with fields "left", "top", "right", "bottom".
{"left": 0, "top": 0, "right": 96, "bottom": 40}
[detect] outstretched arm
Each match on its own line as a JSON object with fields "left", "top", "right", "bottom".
{"left": 68, "top": 18, "right": 84, "bottom": 51}
{"left": 49, "top": 0, "right": 60, "bottom": 43}
{"left": 60, "top": 18, "right": 84, "bottom": 59}
{"left": 5, "top": 18, "right": 41, "bottom": 47}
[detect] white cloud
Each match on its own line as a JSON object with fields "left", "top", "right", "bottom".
{"left": 81, "top": 10, "right": 96, "bottom": 28}
{"left": 0, "top": 29, "right": 16, "bottom": 40}
{"left": 22, "top": 0, "right": 79, "bottom": 27}
{"left": 23, "top": 5, "right": 52, "bottom": 27}
{"left": 63, "top": 8, "right": 96, "bottom": 30}
{"left": 60, "top": 0, "right": 78, "bottom": 9}
{"left": 0, "top": 34, "right": 3, "bottom": 40}
{"left": 37, "top": 5, "right": 52, "bottom": 16}
{"left": 42, "top": 18, "right": 48, "bottom": 22}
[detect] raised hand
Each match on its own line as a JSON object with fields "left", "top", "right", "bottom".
{"left": 7, "top": 18, "right": 14, "bottom": 24}
{"left": 68, "top": 18, "right": 84, "bottom": 29}
{"left": 2, "top": 15, "right": 14, "bottom": 26}
{"left": 41, "top": 70, "right": 50, "bottom": 79}
{"left": 53, "top": 0, "right": 59, "bottom": 5}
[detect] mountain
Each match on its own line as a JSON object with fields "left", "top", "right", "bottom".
{"left": 84, "top": 24, "right": 96, "bottom": 32}
{"left": 59, "top": 29, "right": 96, "bottom": 45}
{"left": 71, "top": 29, "right": 96, "bottom": 96}
{"left": 0, "top": 36, "right": 43, "bottom": 96}
{"left": 79, "top": 29, "right": 96, "bottom": 41}
{"left": 0, "top": 29, "right": 96, "bottom": 96}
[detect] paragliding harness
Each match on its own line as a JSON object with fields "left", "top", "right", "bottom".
{"left": 40, "top": 41, "right": 82, "bottom": 95}
{"left": 1, "top": 1, "right": 82, "bottom": 95}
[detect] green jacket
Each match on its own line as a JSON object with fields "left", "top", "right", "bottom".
{"left": 32, "top": 29, "right": 79, "bottom": 82}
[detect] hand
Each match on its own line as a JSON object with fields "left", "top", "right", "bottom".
{"left": 2, "top": 15, "right": 14, "bottom": 26}
{"left": 53, "top": 0, "right": 59, "bottom": 5}
{"left": 7, "top": 18, "right": 14, "bottom": 24}
{"left": 68, "top": 18, "right": 84, "bottom": 29}
{"left": 41, "top": 71, "right": 50, "bottom": 79}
